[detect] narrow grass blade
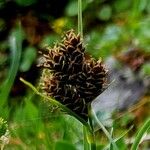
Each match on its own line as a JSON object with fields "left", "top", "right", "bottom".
{"left": 92, "top": 109, "right": 119, "bottom": 150}
{"left": 0, "top": 23, "right": 23, "bottom": 109}
{"left": 78, "top": 0, "right": 83, "bottom": 39}
{"left": 104, "top": 125, "right": 133, "bottom": 149}
{"left": 131, "top": 117, "right": 150, "bottom": 150}
{"left": 83, "top": 126, "right": 90, "bottom": 150}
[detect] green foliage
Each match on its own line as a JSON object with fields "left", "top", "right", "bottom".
{"left": 0, "top": 18, "right": 5, "bottom": 31}
{"left": 20, "top": 46, "right": 37, "bottom": 72}
{"left": 86, "top": 24, "right": 123, "bottom": 59}
{"left": 0, "top": 24, "right": 24, "bottom": 118}
{"left": 65, "top": 0, "right": 88, "bottom": 16}
{"left": 39, "top": 34, "right": 60, "bottom": 48}
{"left": 15, "top": 0, "right": 37, "bottom": 6}
{"left": 141, "top": 63, "right": 150, "bottom": 76}
{"left": 0, "top": 118, "right": 8, "bottom": 137}
{"left": 112, "top": 138, "right": 127, "bottom": 150}
{"left": 113, "top": 0, "right": 131, "bottom": 12}
{"left": 97, "top": 5, "right": 112, "bottom": 21}
{"left": 0, "top": 0, "right": 5, "bottom": 8}
{"left": 55, "top": 141, "right": 77, "bottom": 150}
{"left": 131, "top": 117, "right": 150, "bottom": 150}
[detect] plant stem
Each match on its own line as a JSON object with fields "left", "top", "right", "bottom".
{"left": 83, "top": 126, "right": 90, "bottom": 150}
{"left": 92, "top": 109, "right": 119, "bottom": 150}
{"left": 78, "top": 0, "right": 83, "bottom": 39}
{"left": 88, "top": 105, "right": 96, "bottom": 150}
{"left": 83, "top": 124, "right": 96, "bottom": 150}
{"left": 131, "top": 117, "right": 150, "bottom": 150}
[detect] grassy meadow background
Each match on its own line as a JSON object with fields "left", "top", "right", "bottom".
{"left": 0, "top": 0, "right": 150, "bottom": 149}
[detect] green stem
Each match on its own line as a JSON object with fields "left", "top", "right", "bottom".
{"left": 88, "top": 105, "right": 96, "bottom": 150}
{"left": 83, "top": 126, "right": 90, "bottom": 150}
{"left": 131, "top": 117, "right": 150, "bottom": 150}
{"left": 92, "top": 109, "right": 119, "bottom": 150}
{"left": 1, "top": 144, "right": 4, "bottom": 150}
{"left": 78, "top": 0, "right": 83, "bottom": 39}
{"left": 83, "top": 125, "right": 96, "bottom": 150}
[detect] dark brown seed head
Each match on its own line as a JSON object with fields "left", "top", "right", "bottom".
{"left": 39, "top": 30, "right": 107, "bottom": 120}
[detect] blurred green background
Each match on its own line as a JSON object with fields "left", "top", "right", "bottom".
{"left": 0, "top": 0, "right": 150, "bottom": 149}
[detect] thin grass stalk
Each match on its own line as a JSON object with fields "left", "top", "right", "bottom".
{"left": 83, "top": 126, "right": 90, "bottom": 150}
{"left": 131, "top": 117, "right": 150, "bottom": 150}
{"left": 92, "top": 109, "right": 119, "bottom": 150}
{"left": 88, "top": 105, "right": 96, "bottom": 150}
{"left": 83, "top": 125, "right": 96, "bottom": 150}
{"left": 109, "top": 127, "right": 114, "bottom": 150}
{"left": 104, "top": 126, "right": 133, "bottom": 149}
{"left": 78, "top": 0, "right": 83, "bottom": 39}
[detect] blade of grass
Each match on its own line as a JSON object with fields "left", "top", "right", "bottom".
{"left": 83, "top": 126, "right": 90, "bottom": 150}
{"left": 109, "top": 127, "right": 114, "bottom": 150}
{"left": 88, "top": 104, "right": 96, "bottom": 150}
{"left": 92, "top": 109, "right": 119, "bottom": 150}
{"left": 132, "top": 0, "right": 142, "bottom": 19}
{"left": 0, "top": 23, "right": 23, "bottom": 113}
{"left": 104, "top": 125, "right": 133, "bottom": 149}
{"left": 131, "top": 117, "right": 150, "bottom": 150}
{"left": 20, "top": 78, "right": 89, "bottom": 127}
{"left": 78, "top": 0, "right": 83, "bottom": 39}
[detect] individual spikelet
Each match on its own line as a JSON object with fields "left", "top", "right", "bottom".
{"left": 39, "top": 29, "right": 107, "bottom": 120}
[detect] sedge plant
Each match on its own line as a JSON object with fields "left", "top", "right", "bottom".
{"left": 20, "top": 0, "right": 150, "bottom": 149}
{"left": 21, "top": 0, "right": 116, "bottom": 149}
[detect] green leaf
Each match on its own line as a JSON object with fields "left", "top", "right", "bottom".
{"left": 39, "top": 34, "right": 59, "bottom": 48}
{"left": 0, "top": 23, "right": 24, "bottom": 116}
{"left": 13, "top": 95, "right": 38, "bottom": 123}
{"left": 55, "top": 141, "right": 77, "bottom": 150}
{"left": 131, "top": 117, "right": 150, "bottom": 150}
{"left": 24, "top": 99, "right": 38, "bottom": 120}
{"left": 141, "top": 63, "right": 150, "bottom": 76}
{"left": 96, "top": 144, "right": 105, "bottom": 150}
{"left": 0, "top": 18, "right": 5, "bottom": 31}
{"left": 131, "top": 0, "right": 147, "bottom": 19}
{"left": 114, "top": 138, "right": 127, "bottom": 150}
{"left": 0, "top": 117, "right": 8, "bottom": 137}
{"left": 146, "top": 1, "right": 150, "bottom": 13}
{"left": 65, "top": 1, "right": 78, "bottom": 16}
{"left": 0, "top": 0, "right": 5, "bottom": 8}
{"left": 92, "top": 109, "right": 119, "bottom": 150}
{"left": 20, "top": 46, "right": 37, "bottom": 72}
{"left": 113, "top": 0, "right": 131, "bottom": 12}
{"left": 97, "top": 5, "right": 112, "bottom": 21}
{"left": 15, "top": 0, "right": 37, "bottom": 6}
{"left": 63, "top": 115, "right": 83, "bottom": 142}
